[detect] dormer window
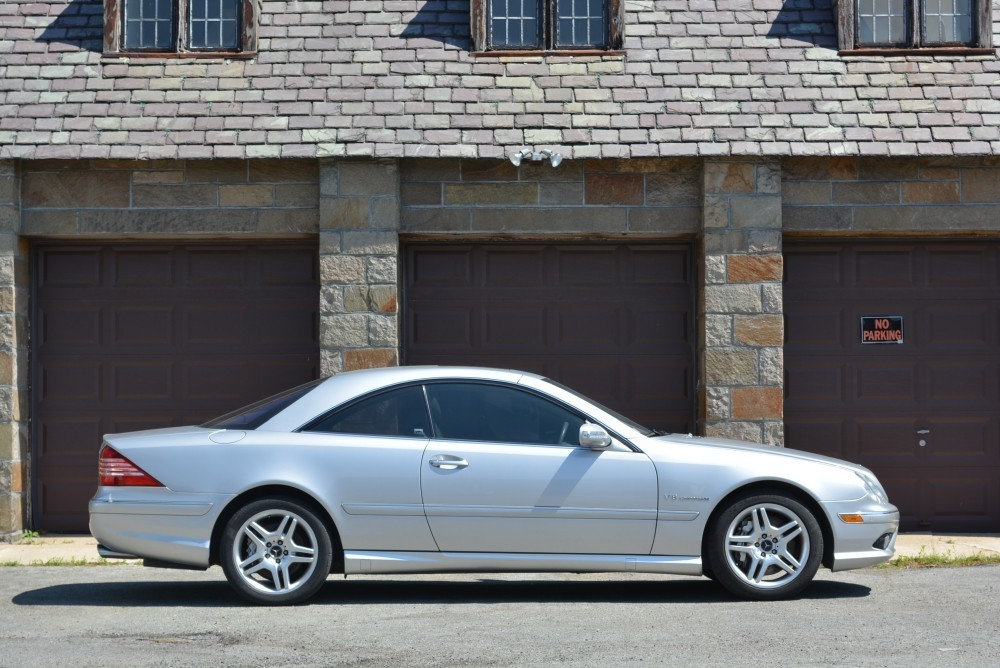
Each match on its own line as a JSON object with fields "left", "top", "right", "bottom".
{"left": 838, "top": 0, "right": 992, "bottom": 51}
{"left": 472, "top": 0, "right": 624, "bottom": 53}
{"left": 104, "top": 0, "right": 258, "bottom": 56}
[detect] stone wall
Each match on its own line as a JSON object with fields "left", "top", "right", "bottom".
{"left": 0, "top": 160, "right": 26, "bottom": 541}
{"left": 318, "top": 160, "right": 400, "bottom": 375}
{"left": 399, "top": 158, "right": 702, "bottom": 235}
{"left": 702, "top": 160, "right": 784, "bottom": 445}
{"left": 784, "top": 158, "right": 1000, "bottom": 233}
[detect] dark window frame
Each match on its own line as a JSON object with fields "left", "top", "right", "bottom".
{"left": 837, "top": 0, "right": 992, "bottom": 52}
{"left": 300, "top": 384, "right": 434, "bottom": 439}
{"left": 472, "top": 0, "right": 625, "bottom": 53}
{"left": 104, "top": 0, "right": 259, "bottom": 57}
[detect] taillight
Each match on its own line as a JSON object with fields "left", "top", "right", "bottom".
{"left": 98, "top": 445, "right": 164, "bottom": 487}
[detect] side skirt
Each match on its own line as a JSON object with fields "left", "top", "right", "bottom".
{"left": 344, "top": 551, "right": 703, "bottom": 576}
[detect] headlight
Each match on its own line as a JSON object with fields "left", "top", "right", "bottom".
{"left": 855, "top": 470, "right": 889, "bottom": 505}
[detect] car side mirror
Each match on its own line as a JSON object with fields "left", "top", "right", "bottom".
{"left": 579, "top": 423, "right": 612, "bottom": 449}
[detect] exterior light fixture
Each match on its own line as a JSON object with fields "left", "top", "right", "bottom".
{"left": 509, "top": 148, "right": 563, "bottom": 168}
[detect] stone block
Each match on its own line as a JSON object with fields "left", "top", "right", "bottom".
{"left": 367, "top": 257, "right": 398, "bottom": 284}
{"left": 339, "top": 162, "right": 398, "bottom": 197}
{"left": 23, "top": 170, "right": 130, "bottom": 208}
{"left": 275, "top": 184, "right": 320, "bottom": 207}
{"left": 320, "top": 349, "right": 343, "bottom": 377}
{"left": 852, "top": 204, "right": 1000, "bottom": 231}
{"left": 342, "top": 231, "right": 398, "bottom": 256}
{"left": 319, "top": 162, "right": 339, "bottom": 197}
{"left": 249, "top": 159, "right": 318, "bottom": 183}
{"left": 705, "top": 314, "right": 732, "bottom": 346}
{"left": 782, "top": 157, "right": 857, "bottom": 181}
{"left": 704, "top": 255, "right": 727, "bottom": 285}
{"left": 320, "top": 255, "right": 365, "bottom": 284}
{"left": 732, "top": 387, "right": 783, "bottom": 419}
{"left": 19, "top": 210, "right": 76, "bottom": 235}
{"left": 133, "top": 184, "right": 219, "bottom": 208}
{"left": 704, "top": 284, "right": 762, "bottom": 314}
{"left": 0, "top": 491, "right": 25, "bottom": 536}
{"left": 368, "top": 314, "right": 398, "bottom": 346}
{"left": 727, "top": 255, "right": 782, "bottom": 283}
{"left": 902, "top": 181, "right": 959, "bottom": 203}
{"left": 734, "top": 315, "right": 783, "bottom": 346}
{"left": 703, "top": 230, "right": 746, "bottom": 254}
{"left": 444, "top": 183, "right": 537, "bottom": 206}
{"left": 78, "top": 210, "right": 255, "bottom": 233}
{"left": 627, "top": 207, "right": 700, "bottom": 232}
{"left": 0, "top": 176, "right": 15, "bottom": 203}
{"left": 186, "top": 160, "right": 248, "bottom": 183}
{"left": 763, "top": 421, "right": 784, "bottom": 447}
{"left": 370, "top": 197, "right": 401, "bottom": 231}
{"left": 702, "top": 195, "right": 729, "bottom": 228}
{"left": 320, "top": 286, "right": 344, "bottom": 314}
{"left": 400, "top": 208, "right": 470, "bottom": 232}
{"left": 960, "top": 168, "right": 1000, "bottom": 202}
{"left": 705, "top": 348, "right": 758, "bottom": 385}
{"left": 646, "top": 173, "right": 700, "bottom": 205}
{"left": 782, "top": 181, "right": 829, "bottom": 205}
{"left": 539, "top": 182, "right": 584, "bottom": 205}
{"left": 344, "top": 348, "right": 398, "bottom": 372}
{"left": 461, "top": 160, "right": 519, "bottom": 182}
{"left": 584, "top": 173, "right": 643, "bottom": 205}
{"left": 704, "top": 162, "right": 755, "bottom": 194}
{"left": 857, "top": 158, "right": 919, "bottom": 181}
{"left": 321, "top": 314, "right": 369, "bottom": 348}
{"left": 705, "top": 421, "right": 762, "bottom": 443}
{"left": 782, "top": 206, "right": 852, "bottom": 231}
{"left": 219, "top": 184, "right": 274, "bottom": 207}
{"left": 399, "top": 159, "right": 461, "bottom": 182}
{"left": 472, "top": 207, "right": 627, "bottom": 233}
{"left": 400, "top": 182, "right": 442, "bottom": 206}
{"left": 759, "top": 347, "right": 783, "bottom": 386}
{"left": 320, "top": 197, "right": 369, "bottom": 230}
{"left": 705, "top": 386, "right": 730, "bottom": 420}
{"left": 731, "top": 195, "right": 781, "bottom": 228}
{"left": 831, "top": 182, "right": 900, "bottom": 205}
{"left": 257, "top": 209, "right": 320, "bottom": 234}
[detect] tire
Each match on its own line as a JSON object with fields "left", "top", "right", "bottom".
{"left": 220, "top": 497, "right": 333, "bottom": 605}
{"left": 705, "top": 492, "right": 823, "bottom": 601}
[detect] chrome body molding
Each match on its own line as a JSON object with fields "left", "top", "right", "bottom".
{"left": 343, "top": 550, "right": 703, "bottom": 576}
{"left": 657, "top": 510, "right": 699, "bottom": 521}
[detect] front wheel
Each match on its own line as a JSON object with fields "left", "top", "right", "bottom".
{"left": 705, "top": 492, "right": 823, "bottom": 600}
{"left": 220, "top": 497, "right": 333, "bottom": 605}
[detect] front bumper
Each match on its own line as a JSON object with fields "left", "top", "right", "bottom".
{"left": 827, "top": 506, "right": 900, "bottom": 572}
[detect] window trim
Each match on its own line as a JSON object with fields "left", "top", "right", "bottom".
{"left": 103, "top": 0, "right": 259, "bottom": 57}
{"left": 471, "top": 0, "right": 625, "bottom": 53}
{"left": 836, "top": 0, "right": 992, "bottom": 52}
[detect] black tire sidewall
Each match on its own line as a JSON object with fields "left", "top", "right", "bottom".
{"left": 706, "top": 492, "right": 823, "bottom": 601}
{"left": 220, "top": 497, "right": 333, "bottom": 605}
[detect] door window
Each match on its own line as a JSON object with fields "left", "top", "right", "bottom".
{"left": 425, "top": 383, "right": 585, "bottom": 445}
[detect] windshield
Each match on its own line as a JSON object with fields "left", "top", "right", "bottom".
{"left": 202, "top": 379, "right": 324, "bottom": 430}
{"left": 541, "top": 378, "right": 655, "bottom": 437}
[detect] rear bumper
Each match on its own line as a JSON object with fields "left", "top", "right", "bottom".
{"left": 89, "top": 488, "right": 233, "bottom": 568}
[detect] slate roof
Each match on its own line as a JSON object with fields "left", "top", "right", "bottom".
{"left": 2, "top": 1, "right": 1000, "bottom": 160}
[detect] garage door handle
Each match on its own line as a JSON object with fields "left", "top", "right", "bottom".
{"left": 917, "top": 429, "right": 930, "bottom": 435}
{"left": 429, "top": 457, "right": 468, "bottom": 470}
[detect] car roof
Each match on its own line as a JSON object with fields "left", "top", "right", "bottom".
{"left": 258, "top": 366, "right": 538, "bottom": 432}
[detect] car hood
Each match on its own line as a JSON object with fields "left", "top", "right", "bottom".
{"left": 646, "top": 433, "right": 870, "bottom": 474}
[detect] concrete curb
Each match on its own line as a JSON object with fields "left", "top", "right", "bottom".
{"left": 3, "top": 533, "right": 999, "bottom": 566}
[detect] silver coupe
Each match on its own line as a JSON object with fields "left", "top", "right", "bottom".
{"left": 90, "top": 366, "right": 899, "bottom": 604}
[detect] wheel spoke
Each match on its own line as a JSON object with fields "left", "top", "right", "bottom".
{"left": 243, "top": 521, "right": 269, "bottom": 546}
{"left": 238, "top": 552, "right": 266, "bottom": 572}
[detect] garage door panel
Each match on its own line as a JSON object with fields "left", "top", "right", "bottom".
{"left": 927, "top": 475, "right": 997, "bottom": 525}
{"left": 33, "top": 243, "right": 320, "bottom": 531}
{"left": 485, "top": 307, "right": 547, "bottom": 347}
{"left": 484, "top": 248, "right": 546, "bottom": 286}
{"left": 112, "top": 361, "right": 174, "bottom": 402}
{"left": 927, "top": 249, "right": 991, "bottom": 286}
{"left": 112, "top": 307, "right": 175, "bottom": 346}
{"left": 555, "top": 248, "right": 616, "bottom": 286}
{"left": 784, "top": 419, "right": 845, "bottom": 459}
{"left": 785, "top": 362, "right": 845, "bottom": 404}
{"left": 185, "top": 249, "right": 247, "bottom": 286}
{"left": 113, "top": 249, "right": 174, "bottom": 287}
{"left": 39, "top": 248, "right": 102, "bottom": 287}
{"left": 40, "top": 361, "right": 102, "bottom": 403}
{"left": 785, "top": 241, "right": 1000, "bottom": 531}
{"left": 785, "top": 308, "right": 843, "bottom": 347}
{"left": 406, "top": 243, "right": 694, "bottom": 432}
{"left": 40, "top": 307, "right": 101, "bottom": 347}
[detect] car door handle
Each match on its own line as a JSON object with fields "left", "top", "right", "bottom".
{"left": 429, "top": 456, "right": 468, "bottom": 470}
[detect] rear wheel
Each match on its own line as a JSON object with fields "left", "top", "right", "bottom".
{"left": 220, "top": 497, "right": 333, "bottom": 605}
{"left": 706, "top": 492, "right": 823, "bottom": 600}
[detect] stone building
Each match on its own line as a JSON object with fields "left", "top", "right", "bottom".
{"left": 1, "top": 1, "right": 998, "bottom": 537}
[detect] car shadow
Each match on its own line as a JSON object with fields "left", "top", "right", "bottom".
{"left": 12, "top": 577, "right": 869, "bottom": 607}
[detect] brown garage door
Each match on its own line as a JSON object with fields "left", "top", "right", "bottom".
{"left": 33, "top": 243, "right": 320, "bottom": 532}
{"left": 405, "top": 243, "right": 695, "bottom": 432}
{"left": 785, "top": 241, "right": 1000, "bottom": 532}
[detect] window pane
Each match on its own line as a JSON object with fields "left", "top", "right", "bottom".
{"left": 203, "top": 379, "right": 323, "bottom": 430}
{"left": 305, "top": 386, "right": 431, "bottom": 438}
{"left": 124, "top": 0, "right": 176, "bottom": 50}
{"left": 856, "top": 0, "right": 907, "bottom": 45}
{"left": 189, "top": 0, "right": 241, "bottom": 49}
{"left": 490, "top": 0, "right": 541, "bottom": 48}
{"left": 555, "top": 0, "right": 608, "bottom": 47}
{"left": 426, "top": 383, "right": 585, "bottom": 445}
{"left": 924, "top": 0, "right": 974, "bottom": 44}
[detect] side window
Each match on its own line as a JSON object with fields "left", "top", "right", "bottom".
{"left": 425, "top": 383, "right": 586, "bottom": 446}
{"left": 303, "top": 386, "right": 431, "bottom": 438}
